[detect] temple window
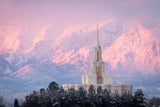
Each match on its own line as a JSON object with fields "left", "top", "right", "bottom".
{"left": 115, "top": 89, "right": 118, "bottom": 94}
{"left": 96, "top": 66, "right": 101, "bottom": 79}
{"left": 97, "top": 52, "right": 99, "bottom": 61}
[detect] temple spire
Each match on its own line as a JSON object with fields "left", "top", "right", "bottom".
{"left": 96, "top": 24, "right": 100, "bottom": 47}
{"left": 96, "top": 24, "right": 99, "bottom": 44}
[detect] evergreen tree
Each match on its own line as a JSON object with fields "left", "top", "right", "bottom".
{"left": 14, "top": 98, "right": 19, "bottom": 107}
{"left": 113, "top": 94, "right": 121, "bottom": 107}
{"left": 134, "top": 89, "right": 147, "bottom": 107}
{"left": 97, "top": 86, "right": 102, "bottom": 95}
{"left": 96, "top": 93, "right": 103, "bottom": 106}
{"left": 126, "top": 94, "right": 134, "bottom": 107}
{"left": 47, "top": 81, "right": 59, "bottom": 104}
{"left": 95, "top": 86, "right": 103, "bottom": 106}
{"left": 45, "top": 96, "right": 52, "bottom": 107}
{"left": 65, "top": 88, "right": 78, "bottom": 107}
{"left": 102, "top": 90, "right": 112, "bottom": 107}
{"left": 88, "top": 85, "right": 96, "bottom": 106}
{"left": 48, "top": 81, "right": 59, "bottom": 91}
{"left": 88, "top": 85, "right": 96, "bottom": 97}
{"left": 57, "top": 87, "right": 66, "bottom": 107}
{"left": 77, "top": 87, "right": 89, "bottom": 107}
{"left": 21, "top": 81, "right": 148, "bottom": 107}
{"left": 23, "top": 91, "right": 41, "bottom": 107}
{"left": 121, "top": 94, "right": 132, "bottom": 107}
{"left": 59, "top": 87, "right": 65, "bottom": 93}
{"left": 39, "top": 88, "right": 47, "bottom": 107}
{"left": 0, "top": 96, "right": 5, "bottom": 107}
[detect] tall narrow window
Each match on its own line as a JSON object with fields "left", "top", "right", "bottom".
{"left": 115, "top": 89, "right": 118, "bottom": 94}
{"left": 123, "top": 89, "right": 128, "bottom": 95}
{"left": 96, "top": 67, "right": 101, "bottom": 79}
{"left": 97, "top": 52, "right": 99, "bottom": 61}
{"left": 96, "top": 66, "right": 101, "bottom": 84}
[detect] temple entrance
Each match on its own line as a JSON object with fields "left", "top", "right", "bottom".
{"left": 96, "top": 66, "right": 102, "bottom": 84}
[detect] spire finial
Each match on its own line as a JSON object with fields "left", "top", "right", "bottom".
{"left": 96, "top": 24, "right": 99, "bottom": 45}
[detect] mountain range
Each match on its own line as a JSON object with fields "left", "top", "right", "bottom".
{"left": 0, "top": 20, "right": 160, "bottom": 101}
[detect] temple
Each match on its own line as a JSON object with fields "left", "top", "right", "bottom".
{"left": 62, "top": 24, "right": 132, "bottom": 95}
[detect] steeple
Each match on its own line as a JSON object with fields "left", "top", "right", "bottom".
{"left": 93, "top": 24, "right": 102, "bottom": 62}
{"left": 95, "top": 24, "right": 100, "bottom": 48}
{"left": 96, "top": 24, "right": 99, "bottom": 44}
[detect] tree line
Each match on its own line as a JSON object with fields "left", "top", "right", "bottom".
{"left": 1, "top": 81, "right": 160, "bottom": 107}
{"left": 15, "top": 81, "right": 148, "bottom": 107}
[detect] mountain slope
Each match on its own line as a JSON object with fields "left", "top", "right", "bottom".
{"left": 0, "top": 22, "right": 160, "bottom": 101}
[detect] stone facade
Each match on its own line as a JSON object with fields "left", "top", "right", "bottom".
{"left": 62, "top": 25, "right": 132, "bottom": 95}
{"left": 62, "top": 84, "right": 132, "bottom": 95}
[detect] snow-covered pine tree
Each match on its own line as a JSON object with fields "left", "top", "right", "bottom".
{"left": 134, "top": 89, "right": 147, "bottom": 107}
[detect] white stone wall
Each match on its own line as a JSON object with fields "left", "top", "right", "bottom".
{"left": 82, "top": 75, "right": 97, "bottom": 84}
{"left": 102, "top": 75, "right": 113, "bottom": 84}
{"left": 62, "top": 84, "right": 132, "bottom": 95}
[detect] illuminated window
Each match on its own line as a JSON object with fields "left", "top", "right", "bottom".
{"left": 96, "top": 66, "right": 102, "bottom": 84}
{"left": 97, "top": 52, "right": 99, "bottom": 61}
{"left": 96, "top": 67, "right": 101, "bottom": 79}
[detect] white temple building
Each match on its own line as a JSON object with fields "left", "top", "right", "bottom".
{"left": 62, "top": 25, "right": 132, "bottom": 95}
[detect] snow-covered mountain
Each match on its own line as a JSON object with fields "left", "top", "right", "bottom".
{"left": 0, "top": 21, "right": 160, "bottom": 101}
